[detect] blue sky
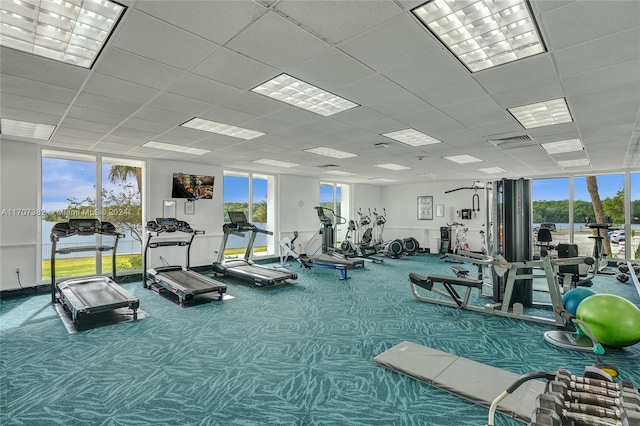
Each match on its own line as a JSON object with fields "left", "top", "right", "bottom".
{"left": 533, "top": 174, "right": 626, "bottom": 201}
{"left": 42, "top": 157, "right": 633, "bottom": 209}
{"left": 42, "top": 159, "right": 138, "bottom": 212}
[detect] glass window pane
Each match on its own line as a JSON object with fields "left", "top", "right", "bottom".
{"left": 101, "top": 161, "right": 143, "bottom": 273}
{"left": 575, "top": 174, "right": 624, "bottom": 260}
{"left": 42, "top": 156, "right": 97, "bottom": 280}
{"left": 252, "top": 175, "right": 268, "bottom": 257}
{"left": 223, "top": 173, "right": 249, "bottom": 257}
{"left": 631, "top": 172, "right": 639, "bottom": 260}
{"left": 532, "top": 177, "right": 570, "bottom": 250}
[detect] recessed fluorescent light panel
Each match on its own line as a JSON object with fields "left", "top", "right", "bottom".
{"left": 370, "top": 178, "right": 396, "bottom": 183}
{"left": 253, "top": 159, "right": 299, "bottom": 168}
{"left": 181, "top": 117, "right": 265, "bottom": 140}
{"left": 142, "top": 141, "right": 209, "bottom": 156}
{"left": 478, "top": 167, "right": 507, "bottom": 174}
{"left": 375, "top": 163, "right": 412, "bottom": 171}
{"left": 0, "top": 118, "right": 56, "bottom": 140}
{"left": 508, "top": 98, "right": 572, "bottom": 129}
{"left": 557, "top": 158, "right": 590, "bottom": 168}
{"left": 541, "top": 139, "right": 583, "bottom": 155}
{"left": 0, "top": 0, "right": 126, "bottom": 68}
{"left": 444, "top": 154, "right": 482, "bottom": 164}
{"left": 419, "top": 173, "right": 439, "bottom": 179}
{"left": 382, "top": 129, "right": 442, "bottom": 146}
{"left": 325, "top": 170, "right": 357, "bottom": 177}
{"left": 305, "top": 147, "right": 358, "bottom": 159}
{"left": 412, "top": 0, "right": 546, "bottom": 72}
{"left": 251, "top": 74, "right": 358, "bottom": 117}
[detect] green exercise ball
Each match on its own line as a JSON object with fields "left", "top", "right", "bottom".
{"left": 577, "top": 294, "right": 640, "bottom": 348}
{"left": 562, "top": 288, "right": 596, "bottom": 316}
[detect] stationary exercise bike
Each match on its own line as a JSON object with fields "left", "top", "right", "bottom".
{"left": 339, "top": 212, "right": 383, "bottom": 262}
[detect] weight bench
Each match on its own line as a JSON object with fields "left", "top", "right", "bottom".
{"left": 409, "top": 272, "right": 483, "bottom": 309}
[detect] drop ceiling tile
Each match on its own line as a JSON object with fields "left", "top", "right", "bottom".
{"left": 95, "top": 48, "right": 184, "bottom": 90}
{"left": 0, "top": 75, "right": 78, "bottom": 104}
{"left": 119, "top": 118, "right": 174, "bottom": 135}
{"left": 331, "top": 107, "right": 388, "bottom": 127}
{"left": 562, "top": 60, "right": 640, "bottom": 97}
{"left": 227, "top": 11, "right": 329, "bottom": 70}
{"left": 473, "top": 54, "right": 557, "bottom": 94}
{"left": 416, "top": 77, "right": 487, "bottom": 107}
{"left": 84, "top": 73, "right": 159, "bottom": 104}
{"left": 66, "top": 106, "right": 127, "bottom": 126}
{"left": 192, "top": 47, "right": 278, "bottom": 90}
{"left": 300, "top": 118, "right": 351, "bottom": 135}
{"left": 554, "top": 28, "right": 640, "bottom": 76}
{"left": 60, "top": 118, "right": 115, "bottom": 133}
{"left": 274, "top": 1, "right": 401, "bottom": 44}
{"left": 340, "top": 75, "right": 409, "bottom": 105}
{"left": 166, "top": 74, "right": 242, "bottom": 105}
{"left": 74, "top": 92, "right": 143, "bottom": 116}
{"left": 383, "top": 50, "right": 468, "bottom": 92}
{"left": 541, "top": 1, "right": 640, "bottom": 51}
{"left": 289, "top": 48, "right": 375, "bottom": 91}
{"left": 132, "top": 106, "right": 193, "bottom": 125}
{"left": 0, "top": 93, "right": 69, "bottom": 116}
{"left": 0, "top": 47, "right": 89, "bottom": 89}
{"left": 397, "top": 108, "right": 452, "bottom": 128}
{"left": 241, "top": 117, "right": 292, "bottom": 134}
{"left": 221, "top": 92, "right": 289, "bottom": 117}
{"left": 112, "top": 10, "right": 218, "bottom": 70}
{"left": 144, "top": 93, "right": 210, "bottom": 116}
{"left": 197, "top": 105, "right": 258, "bottom": 127}
{"left": 369, "top": 94, "right": 433, "bottom": 118}
{"left": 135, "top": 1, "right": 266, "bottom": 44}
{"left": 263, "top": 106, "right": 320, "bottom": 126}
{"left": 339, "top": 14, "right": 442, "bottom": 72}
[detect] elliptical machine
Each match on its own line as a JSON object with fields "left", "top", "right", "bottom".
{"left": 371, "top": 208, "right": 405, "bottom": 259}
{"left": 340, "top": 209, "right": 384, "bottom": 263}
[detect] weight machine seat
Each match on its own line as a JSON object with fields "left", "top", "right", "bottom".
{"left": 409, "top": 273, "right": 483, "bottom": 290}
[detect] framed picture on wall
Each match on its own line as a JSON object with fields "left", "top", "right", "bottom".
{"left": 417, "top": 196, "right": 433, "bottom": 220}
{"left": 436, "top": 204, "right": 445, "bottom": 217}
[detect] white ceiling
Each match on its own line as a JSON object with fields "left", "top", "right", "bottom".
{"left": 1, "top": 0, "right": 639, "bottom": 184}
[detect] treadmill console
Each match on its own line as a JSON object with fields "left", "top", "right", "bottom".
{"left": 51, "top": 219, "right": 119, "bottom": 237}
{"left": 228, "top": 211, "right": 249, "bottom": 226}
{"left": 69, "top": 218, "right": 101, "bottom": 234}
{"left": 157, "top": 217, "right": 178, "bottom": 232}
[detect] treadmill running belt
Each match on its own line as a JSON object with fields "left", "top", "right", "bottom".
{"left": 59, "top": 277, "right": 134, "bottom": 309}
{"left": 161, "top": 270, "right": 221, "bottom": 294}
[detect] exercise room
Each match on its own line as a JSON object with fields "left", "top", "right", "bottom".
{"left": 1, "top": 1, "right": 640, "bottom": 425}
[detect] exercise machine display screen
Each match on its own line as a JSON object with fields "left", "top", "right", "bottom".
{"left": 157, "top": 218, "right": 178, "bottom": 230}
{"left": 68, "top": 218, "right": 101, "bottom": 234}
{"left": 228, "top": 211, "right": 248, "bottom": 225}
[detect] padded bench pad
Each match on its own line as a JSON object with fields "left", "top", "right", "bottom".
{"left": 409, "top": 273, "right": 483, "bottom": 289}
{"left": 374, "top": 341, "right": 544, "bottom": 423}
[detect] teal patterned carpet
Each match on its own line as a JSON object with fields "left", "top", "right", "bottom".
{"left": 2, "top": 254, "right": 639, "bottom": 425}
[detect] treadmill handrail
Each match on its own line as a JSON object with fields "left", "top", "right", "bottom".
{"left": 50, "top": 219, "right": 121, "bottom": 303}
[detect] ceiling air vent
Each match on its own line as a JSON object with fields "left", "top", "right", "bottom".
{"left": 317, "top": 164, "right": 340, "bottom": 168}
{"left": 487, "top": 135, "right": 535, "bottom": 149}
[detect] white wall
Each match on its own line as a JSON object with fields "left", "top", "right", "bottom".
{"left": 146, "top": 159, "right": 223, "bottom": 268}
{"left": 278, "top": 174, "right": 321, "bottom": 252}
{"left": 381, "top": 179, "right": 490, "bottom": 252}
{"left": 0, "top": 140, "right": 39, "bottom": 291}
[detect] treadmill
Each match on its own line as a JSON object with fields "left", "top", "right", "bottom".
{"left": 144, "top": 218, "right": 226, "bottom": 306}
{"left": 311, "top": 206, "right": 365, "bottom": 270}
{"left": 51, "top": 218, "right": 139, "bottom": 325}
{"left": 213, "top": 211, "right": 297, "bottom": 286}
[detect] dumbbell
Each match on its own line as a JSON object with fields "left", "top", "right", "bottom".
{"left": 556, "top": 369, "right": 639, "bottom": 396}
{"left": 537, "top": 392, "right": 623, "bottom": 419}
{"left": 530, "top": 406, "right": 562, "bottom": 426}
{"left": 548, "top": 381, "right": 640, "bottom": 412}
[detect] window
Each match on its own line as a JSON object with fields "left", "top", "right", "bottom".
{"left": 41, "top": 150, "right": 144, "bottom": 282}
{"left": 574, "top": 174, "right": 624, "bottom": 260}
{"left": 532, "top": 177, "right": 570, "bottom": 248}
{"left": 223, "top": 171, "right": 274, "bottom": 257}
{"left": 631, "top": 172, "right": 639, "bottom": 260}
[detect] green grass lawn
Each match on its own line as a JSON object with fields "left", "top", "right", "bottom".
{"left": 43, "top": 247, "right": 267, "bottom": 280}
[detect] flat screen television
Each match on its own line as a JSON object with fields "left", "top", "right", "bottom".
{"left": 172, "top": 172, "right": 214, "bottom": 200}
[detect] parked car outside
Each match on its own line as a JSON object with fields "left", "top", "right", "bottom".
{"left": 610, "top": 231, "right": 625, "bottom": 243}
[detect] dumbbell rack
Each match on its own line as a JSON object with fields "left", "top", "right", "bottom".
{"left": 530, "top": 368, "right": 640, "bottom": 426}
